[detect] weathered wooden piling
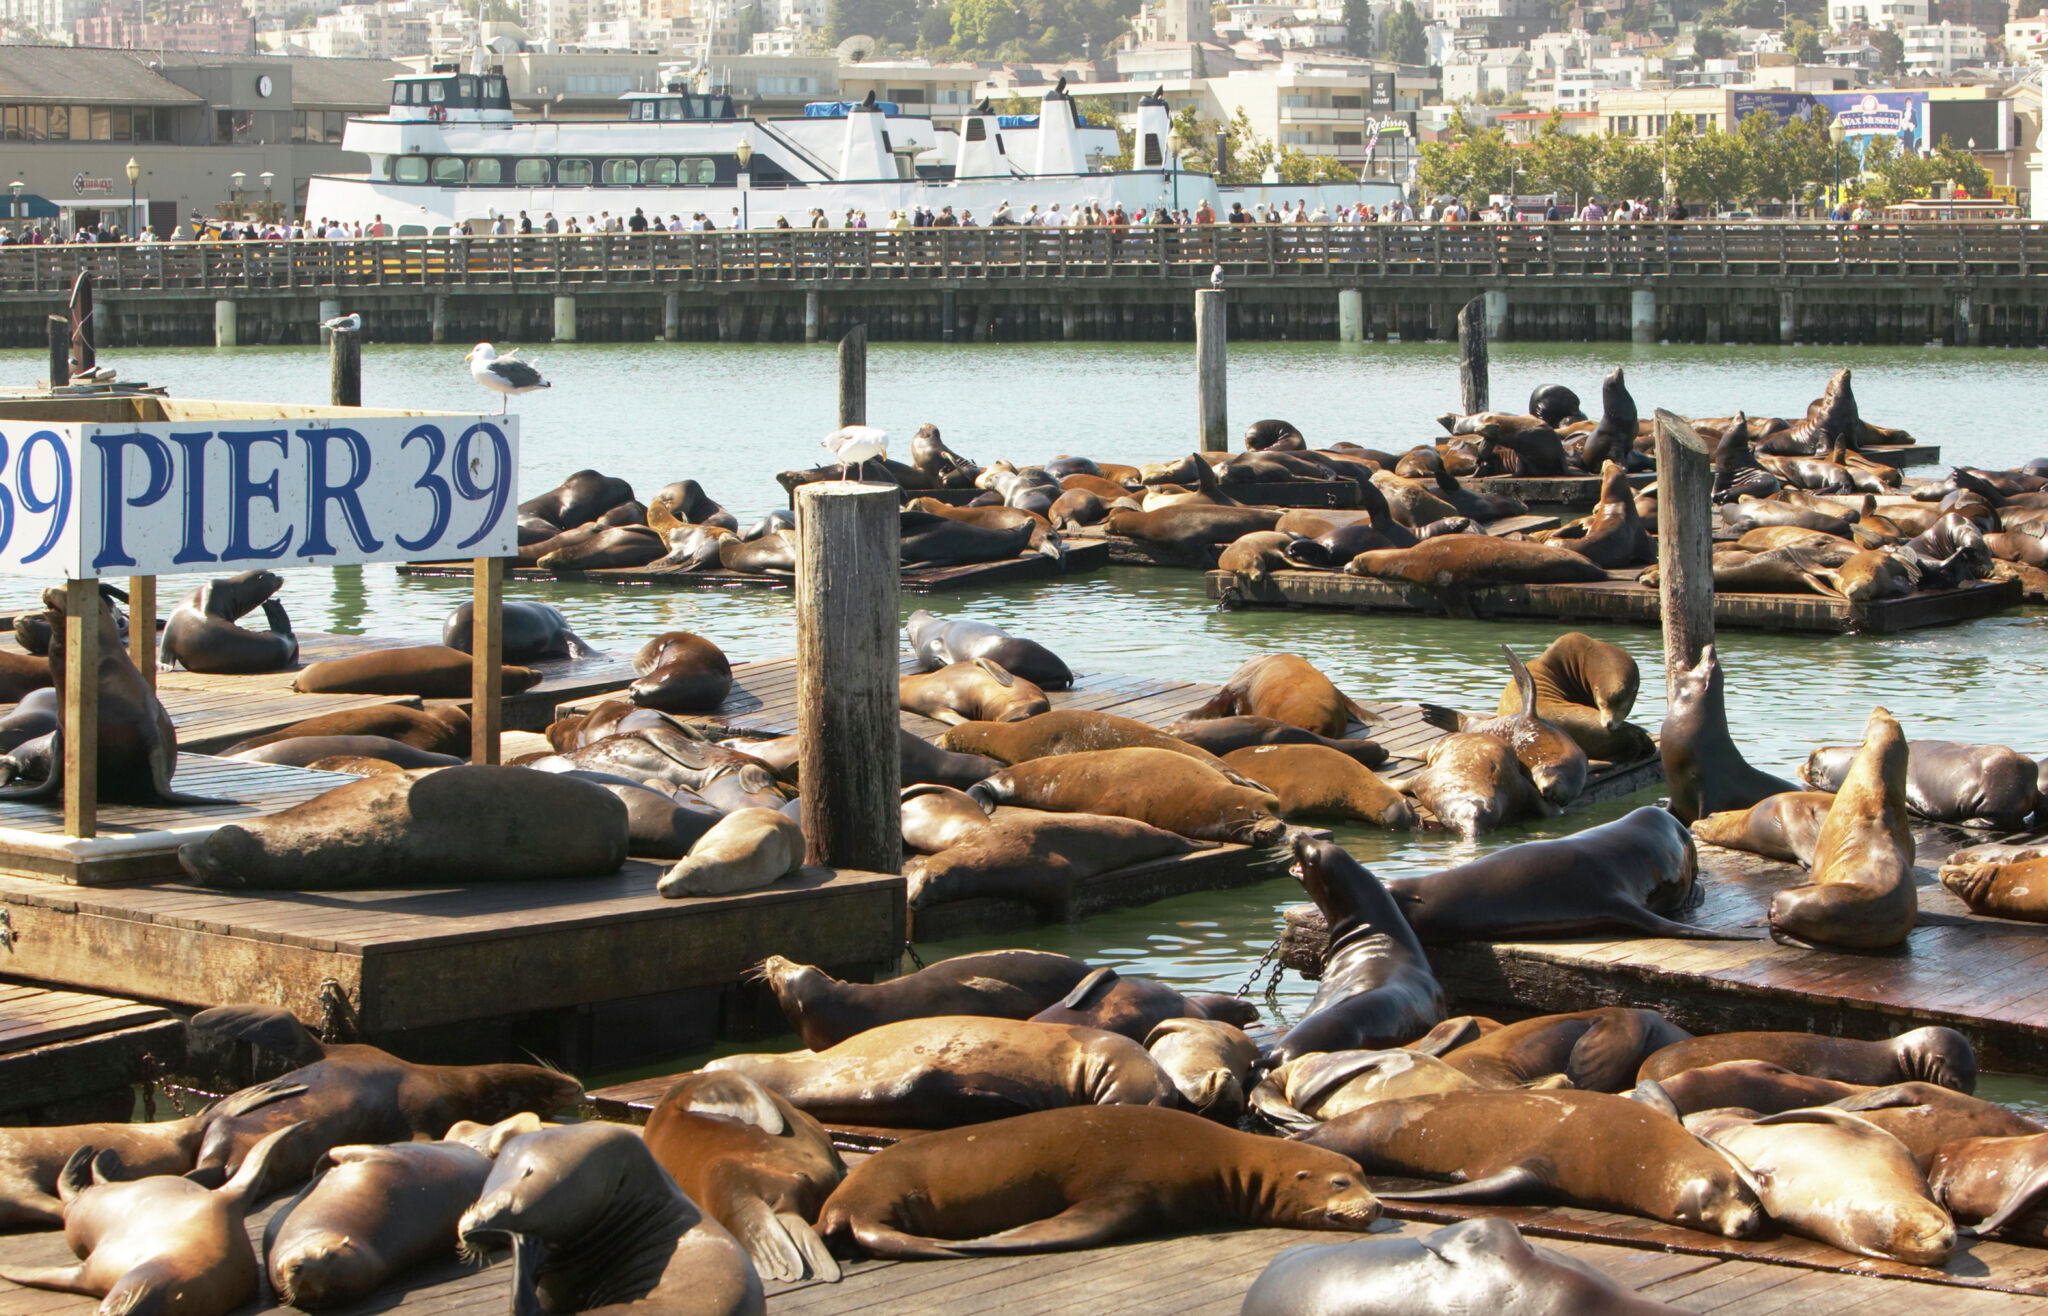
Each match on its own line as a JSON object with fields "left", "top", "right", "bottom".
{"left": 1458, "top": 296, "right": 1488, "bottom": 414}
{"left": 45, "top": 316, "right": 69, "bottom": 388}
{"left": 838, "top": 325, "right": 867, "bottom": 428}
{"left": 329, "top": 327, "right": 362, "bottom": 408}
{"left": 67, "top": 272, "right": 94, "bottom": 375}
{"left": 1653, "top": 408, "right": 1715, "bottom": 696}
{"left": 126, "top": 578, "right": 154, "bottom": 694}
{"left": 62, "top": 577, "right": 98, "bottom": 839}
{"left": 1196, "top": 287, "right": 1227, "bottom": 452}
{"left": 471, "top": 556, "right": 503, "bottom": 765}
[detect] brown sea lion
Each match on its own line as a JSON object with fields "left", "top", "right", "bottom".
{"left": 1497, "top": 631, "right": 1639, "bottom": 732}
{"left": 1441, "top": 1008, "right": 1692, "bottom": 1092}
{"left": 754, "top": 951, "right": 1095, "bottom": 1052}
{"left": 966, "top": 747, "right": 1286, "bottom": 845}
{"left": 907, "top": 610, "right": 1073, "bottom": 690}
{"left": 442, "top": 599, "right": 593, "bottom": 663}
{"left": 225, "top": 704, "right": 471, "bottom": 757}
{"left": 704, "top": 1016, "right": 1176, "bottom": 1126}
{"left": 1639, "top": 1026, "right": 1976, "bottom": 1093}
{"left": 460, "top": 1122, "right": 764, "bottom": 1316}
{"left": 626, "top": 631, "right": 733, "bottom": 713}
{"left": 1941, "top": 850, "right": 2048, "bottom": 921}
{"left": 1221, "top": 744, "right": 1414, "bottom": 828}
{"left": 1186, "top": 652, "right": 1372, "bottom": 739}
{"left": 899, "top": 659, "right": 1048, "bottom": 725}
{"left": 1406, "top": 731, "right": 1548, "bottom": 838}
{"left": 1164, "top": 714, "right": 1387, "bottom": 768}
{"left": 1823, "top": 1084, "right": 2042, "bottom": 1167}
{"left": 647, "top": 478, "right": 739, "bottom": 532}
{"left": 1305, "top": 1088, "right": 1764, "bottom": 1237}
{"left": 1639, "top": 1060, "right": 1863, "bottom": 1116}
{"left": 818, "top": 1105, "right": 1378, "bottom": 1258}
{"left": 1217, "top": 530, "right": 1302, "bottom": 588}
{"left": 1929, "top": 1133, "right": 2048, "bottom": 1242}
{"left": 1568, "top": 461, "right": 1656, "bottom": 568}
{"left": 159, "top": 570, "right": 299, "bottom": 674}
{"left": 1105, "top": 504, "right": 1283, "bottom": 557}
{"left": 1769, "top": 706, "right": 1915, "bottom": 950}
{"left": 1577, "top": 368, "right": 1639, "bottom": 473}
{"left": 642, "top": 1071, "right": 845, "bottom": 1283}
{"left": 658, "top": 807, "right": 803, "bottom": 897}
{"left": 1690, "top": 791, "right": 1835, "bottom": 865}
{"left": 0, "top": 1099, "right": 272, "bottom": 1231}
{"left": 1250, "top": 1050, "right": 1486, "bottom": 1132}
{"left": 521, "top": 469, "right": 636, "bottom": 529}
{"left": 1146, "top": 1019, "right": 1259, "bottom": 1121}
{"left": 1460, "top": 646, "right": 1589, "bottom": 806}
{"left": 721, "top": 529, "right": 797, "bottom": 573}
{"left": 0, "top": 649, "right": 51, "bottom": 703}
{"left": 1346, "top": 535, "right": 1610, "bottom": 595}
{"left": 1049, "top": 489, "right": 1109, "bottom": 528}
{"left": 1660, "top": 645, "right": 1801, "bottom": 825}
{"left": 1027, "top": 966, "right": 1252, "bottom": 1043}
{"left": 1802, "top": 738, "right": 2040, "bottom": 830}
{"left": 1683, "top": 1107, "right": 1955, "bottom": 1266}
{"left": 292, "top": 645, "right": 540, "bottom": 698}
{"left": 228, "top": 735, "right": 463, "bottom": 771}
{"left": 938, "top": 708, "right": 1230, "bottom": 770}
{"left": 1268, "top": 834, "right": 1445, "bottom": 1066}
{"left": 538, "top": 523, "right": 668, "bottom": 570}
{"left": 305, "top": 755, "right": 407, "bottom": 777}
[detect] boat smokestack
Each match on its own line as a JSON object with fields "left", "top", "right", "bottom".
{"left": 956, "top": 97, "right": 1009, "bottom": 179}
{"left": 1032, "top": 75, "right": 1083, "bottom": 176}
{"left": 1134, "top": 85, "right": 1170, "bottom": 172}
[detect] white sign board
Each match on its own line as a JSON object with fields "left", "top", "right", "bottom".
{"left": 0, "top": 416, "right": 519, "bottom": 578}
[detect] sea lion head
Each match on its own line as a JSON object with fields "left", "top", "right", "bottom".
{"left": 436, "top": 1061, "right": 584, "bottom": 1128}
{"left": 461, "top": 1123, "right": 634, "bottom": 1251}
{"left": 272, "top": 1230, "right": 381, "bottom": 1309}
{"left": 1264, "top": 1144, "right": 1382, "bottom": 1230}
{"left": 753, "top": 955, "right": 834, "bottom": 1028}
{"left": 1894, "top": 1026, "right": 1978, "bottom": 1093}
{"left": 1670, "top": 1155, "right": 1767, "bottom": 1239}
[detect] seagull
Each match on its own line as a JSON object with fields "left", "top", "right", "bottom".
{"left": 465, "top": 343, "right": 550, "bottom": 415}
{"left": 76, "top": 364, "right": 116, "bottom": 383}
{"left": 1211, "top": 265, "right": 1225, "bottom": 288}
{"left": 822, "top": 425, "right": 888, "bottom": 481}
{"left": 321, "top": 312, "right": 362, "bottom": 333}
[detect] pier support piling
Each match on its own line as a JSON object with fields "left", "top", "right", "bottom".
{"left": 45, "top": 316, "right": 69, "bottom": 388}
{"left": 430, "top": 295, "right": 448, "bottom": 345}
{"left": 1630, "top": 288, "right": 1656, "bottom": 344}
{"left": 1458, "top": 296, "right": 1489, "bottom": 414}
{"left": 794, "top": 482, "right": 901, "bottom": 874}
{"left": 838, "top": 325, "right": 867, "bottom": 428}
{"left": 942, "top": 289, "right": 957, "bottom": 343}
{"left": 1653, "top": 408, "right": 1715, "bottom": 702}
{"left": 804, "top": 290, "right": 821, "bottom": 344}
{"left": 329, "top": 327, "right": 361, "bottom": 408}
{"left": 552, "top": 294, "right": 577, "bottom": 343}
{"left": 1061, "top": 301, "right": 1077, "bottom": 341}
{"left": 213, "top": 299, "right": 237, "bottom": 349}
{"left": 1957, "top": 292, "right": 1978, "bottom": 346}
{"left": 1779, "top": 291, "right": 1796, "bottom": 344}
{"left": 318, "top": 298, "right": 342, "bottom": 342}
{"left": 1337, "top": 289, "right": 1363, "bottom": 343}
{"left": 663, "top": 291, "right": 680, "bottom": 343}
{"left": 1196, "top": 287, "right": 1227, "bottom": 453}
{"left": 1483, "top": 288, "right": 1508, "bottom": 342}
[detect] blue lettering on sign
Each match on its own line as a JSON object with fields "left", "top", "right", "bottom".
{"left": 396, "top": 424, "right": 451, "bottom": 552}
{"left": 0, "top": 434, "right": 14, "bottom": 557}
{"left": 220, "top": 430, "right": 293, "bottom": 560}
{"left": 17, "top": 431, "right": 71, "bottom": 564}
{"left": 167, "top": 432, "right": 219, "bottom": 565}
{"left": 454, "top": 422, "right": 512, "bottom": 550}
{"left": 90, "top": 430, "right": 174, "bottom": 569}
{"left": 298, "top": 426, "right": 383, "bottom": 558}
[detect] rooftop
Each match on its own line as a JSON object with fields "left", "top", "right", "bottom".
{"left": 0, "top": 45, "right": 202, "bottom": 105}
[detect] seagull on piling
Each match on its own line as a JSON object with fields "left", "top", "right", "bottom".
{"left": 465, "top": 343, "right": 550, "bottom": 415}
{"left": 76, "top": 364, "right": 117, "bottom": 383}
{"left": 1211, "top": 265, "right": 1225, "bottom": 288}
{"left": 321, "top": 312, "right": 362, "bottom": 333}
{"left": 823, "top": 425, "right": 888, "bottom": 481}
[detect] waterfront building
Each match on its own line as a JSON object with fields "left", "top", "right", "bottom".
{"left": 1903, "top": 19, "right": 1991, "bottom": 73}
{"left": 1827, "top": 0, "right": 1929, "bottom": 30}
{"left": 74, "top": 1, "right": 255, "bottom": 51}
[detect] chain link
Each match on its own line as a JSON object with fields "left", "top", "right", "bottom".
{"left": 1234, "top": 934, "right": 1284, "bottom": 999}
{"left": 136, "top": 1052, "right": 191, "bottom": 1122}
{"left": 317, "top": 979, "right": 353, "bottom": 1044}
{"left": 903, "top": 940, "right": 926, "bottom": 971}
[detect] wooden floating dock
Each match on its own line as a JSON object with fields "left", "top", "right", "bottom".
{"left": 1207, "top": 567, "right": 2022, "bottom": 635}
{"left": 1462, "top": 468, "right": 1657, "bottom": 511}
{"left": 0, "top": 982, "right": 184, "bottom": 1122}
{"left": 1211, "top": 478, "right": 1362, "bottom": 509}
{"left": 905, "top": 844, "right": 1292, "bottom": 943}
{"left": 1076, "top": 514, "right": 1561, "bottom": 571}
{"left": 0, "top": 861, "right": 905, "bottom": 1070}
{"left": 395, "top": 541, "right": 1109, "bottom": 594}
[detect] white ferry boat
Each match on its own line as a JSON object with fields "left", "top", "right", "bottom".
{"left": 302, "top": 62, "right": 1401, "bottom": 233}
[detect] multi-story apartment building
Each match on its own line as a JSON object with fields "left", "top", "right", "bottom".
{"left": 1902, "top": 18, "right": 1989, "bottom": 71}
{"left": 1826, "top": 0, "right": 1928, "bottom": 30}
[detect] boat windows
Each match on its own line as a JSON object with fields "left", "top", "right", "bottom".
{"left": 515, "top": 158, "right": 550, "bottom": 184}
{"left": 484, "top": 76, "right": 508, "bottom": 105}
{"left": 469, "top": 157, "right": 502, "bottom": 183}
{"left": 458, "top": 77, "right": 477, "bottom": 101}
{"left": 643, "top": 158, "right": 679, "bottom": 184}
{"left": 428, "top": 82, "right": 446, "bottom": 104}
{"left": 662, "top": 100, "right": 685, "bottom": 121}
{"left": 397, "top": 223, "right": 428, "bottom": 236}
{"left": 431, "top": 157, "right": 465, "bottom": 184}
{"left": 682, "top": 157, "right": 717, "bottom": 185}
{"left": 558, "top": 158, "right": 593, "bottom": 185}
{"left": 602, "top": 158, "right": 638, "bottom": 184}
{"left": 393, "top": 156, "right": 429, "bottom": 183}
{"left": 964, "top": 119, "right": 987, "bottom": 142}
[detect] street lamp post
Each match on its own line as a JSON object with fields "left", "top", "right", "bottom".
{"left": 229, "top": 170, "right": 246, "bottom": 217}
{"left": 8, "top": 179, "right": 21, "bottom": 229}
{"left": 260, "top": 170, "right": 275, "bottom": 222}
{"left": 735, "top": 138, "right": 753, "bottom": 229}
{"left": 125, "top": 158, "right": 139, "bottom": 239}
{"left": 1829, "top": 119, "right": 1847, "bottom": 212}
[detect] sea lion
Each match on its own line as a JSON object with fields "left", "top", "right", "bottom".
{"left": 460, "top": 1123, "right": 764, "bottom": 1316}
{"left": 967, "top": 747, "right": 1284, "bottom": 845}
{"left": 0, "top": 650, "right": 51, "bottom": 703}
{"left": 1244, "top": 419, "right": 1305, "bottom": 450}
{"left": 730, "top": 727, "right": 994, "bottom": 792}
{"left": 650, "top": 523, "right": 738, "bottom": 570}
{"left": 1440, "top": 1008, "right": 1693, "bottom": 1092}
{"left": 817, "top": 1105, "right": 1378, "bottom": 1258}
{"left": 1304, "top": 1088, "right": 1764, "bottom": 1237}
{"left": 1145, "top": 1018, "right": 1258, "bottom": 1121}
{"left": 1406, "top": 731, "right": 1548, "bottom": 838}
{"left": 225, "top": 704, "right": 471, "bottom": 757}
{"left": 1217, "top": 530, "right": 1302, "bottom": 588}
{"left": 1242, "top": 1217, "right": 1685, "bottom": 1316}
{"left": 536, "top": 523, "right": 667, "bottom": 570}
{"left": 1766, "top": 368, "right": 1861, "bottom": 455}
{"left": 1660, "top": 645, "right": 1802, "bottom": 824}
{"left": 1711, "top": 413, "right": 1781, "bottom": 503}
{"left": 1221, "top": 744, "right": 1413, "bottom": 827}
{"left": 264, "top": 1138, "right": 493, "bottom": 1309}
{"left": 909, "top": 423, "right": 979, "bottom": 486}
{"left": 1268, "top": 834, "right": 1445, "bottom": 1066}
{"left": 647, "top": 478, "right": 739, "bottom": 532}
{"left": 520, "top": 469, "right": 636, "bottom": 529}
{"left": 158, "top": 570, "right": 299, "bottom": 674}
{"left": 0, "top": 1098, "right": 273, "bottom": 1231}
{"left": 1346, "top": 535, "right": 1610, "bottom": 596}
{"left": 658, "top": 807, "right": 803, "bottom": 898}
{"left": 1461, "top": 645, "right": 1589, "bottom": 806}
{"left": 1568, "top": 461, "right": 1656, "bottom": 568}
{"left": 1801, "top": 738, "right": 2040, "bottom": 830}
{"left": 1250, "top": 1050, "right": 1486, "bottom": 1132}
{"left": 1384, "top": 806, "right": 1729, "bottom": 943}
{"left": 1282, "top": 519, "right": 1397, "bottom": 567}
{"left": 1941, "top": 849, "right": 2048, "bottom": 921}
{"left": 720, "top": 529, "right": 797, "bottom": 573}
{"left": 906, "top": 609, "right": 1073, "bottom": 690}
{"left": 1104, "top": 504, "right": 1282, "bottom": 557}
{"left": 1027, "top": 966, "right": 1251, "bottom": 1043}
{"left": 1580, "top": 368, "right": 1639, "bottom": 472}
{"left": 1185, "top": 652, "right": 1371, "bottom": 739}
{"left": 1049, "top": 489, "right": 1109, "bottom": 528}
{"left": 1647, "top": 1060, "right": 1866, "bottom": 1116}
{"left": 442, "top": 600, "right": 594, "bottom": 662}
{"left": 899, "top": 509, "right": 1048, "bottom": 566}
{"left": 0, "top": 1123, "right": 305, "bottom": 1316}
{"left": 1769, "top": 706, "right": 1916, "bottom": 951}
{"left": 1639, "top": 1026, "right": 1976, "bottom": 1093}
{"left": 1530, "top": 383, "right": 1586, "bottom": 427}
{"left": 1690, "top": 791, "right": 1835, "bottom": 865}
{"left": 292, "top": 645, "right": 540, "bottom": 698}
{"left": 1683, "top": 1107, "right": 1955, "bottom": 1266}
{"left": 899, "top": 659, "right": 1048, "bottom": 725}
{"left": 178, "top": 765, "right": 628, "bottom": 889}
{"left": 228, "top": 735, "right": 463, "bottom": 771}
{"left": 704, "top": 1016, "right": 1176, "bottom": 1125}
{"left": 1164, "top": 714, "right": 1387, "bottom": 768}
{"left": 938, "top": 708, "right": 1231, "bottom": 770}
{"left": 1928, "top": 1133, "right": 2048, "bottom": 1242}
{"left": 642, "top": 1071, "right": 845, "bottom": 1283}
{"left": 754, "top": 951, "right": 1095, "bottom": 1052}
{"left": 1825, "top": 1084, "right": 2043, "bottom": 1166}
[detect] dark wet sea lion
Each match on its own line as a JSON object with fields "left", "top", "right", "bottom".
{"left": 264, "top": 1138, "right": 492, "bottom": 1309}
{"left": 537, "top": 523, "right": 666, "bottom": 570}
{"left": 1690, "top": 791, "right": 1835, "bottom": 865}
{"left": 938, "top": 708, "right": 1231, "bottom": 770}
{"left": 819, "top": 1105, "right": 1378, "bottom": 1258}
{"left": 1639, "top": 1026, "right": 1976, "bottom": 1093}
{"left": 1660, "top": 644, "right": 1801, "bottom": 825}
{"left": 642, "top": 1071, "right": 845, "bottom": 1283}
{"left": 1460, "top": 646, "right": 1588, "bottom": 806}
{"left": 1243, "top": 1217, "right": 1684, "bottom": 1316}
{"left": 909, "top": 423, "right": 980, "bottom": 485}
{"left": 1567, "top": 461, "right": 1655, "bottom": 569}
{"left": 721, "top": 528, "right": 797, "bottom": 573}
{"left": 1530, "top": 383, "right": 1586, "bottom": 427}
{"left": 899, "top": 509, "right": 1046, "bottom": 566}
{"left": 179, "top": 765, "right": 628, "bottom": 889}
{"left": 900, "top": 659, "right": 1048, "bottom": 725}
{"left": 756, "top": 951, "right": 1094, "bottom": 1051}
{"left": 1929, "top": 1133, "right": 2048, "bottom": 1242}
{"left": 1244, "top": 419, "right": 1305, "bottom": 450}
{"left": 228, "top": 735, "right": 463, "bottom": 771}
{"left": 1801, "top": 738, "right": 2039, "bottom": 830}
{"left": 647, "top": 478, "right": 739, "bottom": 532}
{"left": 628, "top": 629, "right": 733, "bottom": 712}
{"left": 1406, "top": 731, "right": 1548, "bottom": 838}
{"left": 461, "top": 1123, "right": 764, "bottom": 1316}
{"left": 1281, "top": 520, "right": 1395, "bottom": 568}
{"left": 292, "top": 645, "right": 541, "bottom": 698}
{"left": 705, "top": 1016, "right": 1175, "bottom": 1125}
{"left": 225, "top": 704, "right": 471, "bottom": 757}
{"left": 520, "top": 469, "right": 636, "bottom": 529}
{"left": 443, "top": 600, "right": 594, "bottom": 662}
{"left": 907, "top": 609, "right": 1073, "bottom": 690}
{"left": 159, "top": 570, "right": 298, "bottom": 674}
{"left": 1221, "top": 744, "right": 1413, "bottom": 827}
{"left": 1164, "top": 714, "right": 1386, "bottom": 768}
{"left": 1580, "top": 368, "right": 1638, "bottom": 472}
{"left": 967, "top": 746, "right": 1285, "bottom": 845}
{"left": 1385, "top": 806, "right": 1732, "bottom": 943}
{"left": 1028, "top": 966, "right": 1247, "bottom": 1042}
{"left": 1769, "top": 706, "right": 1915, "bottom": 950}
{"left": 1305, "top": 1088, "right": 1764, "bottom": 1237}
{"left": 1766, "top": 368, "right": 1860, "bottom": 455}
{"left": 1186, "top": 652, "right": 1371, "bottom": 739}
{"left": 1442, "top": 1008, "right": 1692, "bottom": 1092}
{"left": 1346, "top": 535, "right": 1609, "bottom": 593}
{"left": 1268, "top": 834, "right": 1444, "bottom": 1066}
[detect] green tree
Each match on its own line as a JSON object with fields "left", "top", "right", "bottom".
{"left": 1929, "top": 136, "right": 1990, "bottom": 194}
{"left": 1870, "top": 28, "right": 1903, "bottom": 73}
{"left": 1693, "top": 25, "right": 1725, "bottom": 56}
{"left": 1785, "top": 18, "right": 1825, "bottom": 61}
{"left": 1595, "top": 133, "right": 1662, "bottom": 200}
{"left": 1381, "top": 0, "right": 1427, "bottom": 63}
{"left": 1343, "top": 0, "right": 1375, "bottom": 55}
{"left": 1415, "top": 113, "right": 1518, "bottom": 203}
{"left": 1526, "top": 114, "right": 1603, "bottom": 201}
{"left": 951, "top": 0, "right": 1017, "bottom": 47}
{"left": 1167, "top": 105, "right": 1269, "bottom": 182}
{"left": 1665, "top": 120, "right": 1747, "bottom": 205}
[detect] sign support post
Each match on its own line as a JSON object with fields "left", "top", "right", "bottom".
{"left": 471, "top": 555, "right": 502, "bottom": 765}
{"left": 127, "top": 576, "right": 154, "bottom": 693}
{"left": 62, "top": 577, "right": 98, "bottom": 840}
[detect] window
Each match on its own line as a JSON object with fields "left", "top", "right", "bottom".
{"left": 643, "top": 157, "right": 678, "bottom": 183}
{"left": 887, "top": 86, "right": 927, "bottom": 103}
{"left": 484, "top": 76, "right": 507, "bottom": 104}
{"left": 515, "top": 157, "right": 550, "bottom": 183}
{"left": 431, "top": 157, "right": 465, "bottom": 183}
{"left": 428, "top": 82, "right": 446, "bottom": 103}
{"left": 90, "top": 107, "right": 111, "bottom": 140}
{"left": 292, "top": 109, "right": 309, "bottom": 142}
{"left": 1143, "top": 133, "right": 1162, "bottom": 165}
{"left": 661, "top": 99, "right": 684, "bottom": 120}
{"left": 457, "top": 76, "right": 476, "bottom": 101}
{"left": 0, "top": 106, "right": 17, "bottom": 141}
{"left": 558, "top": 158, "right": 593, "bottom": 184}
{"left": 154, "top": 108, "right": 172, "bottom": 141}
{"left": 391, "top": 84, "right": 408, "bottom": 105}
{"left": 111, "top": 108, "right": 129, "bottom": 140}
{"left": 964, "top": 118, "right": 986, "bottom": 141}
{"left": 631, "top": 101, "right": 655, "bottom": 121}
{"left": 602, "top": 158, "right": 638, "bottom": 184}
{"left": 325, "top": 112, "right": 345, "bottom": 143}
{"left": 1333, "top": 95, "right": 1363, "bottom": 109}
{"left": 48, "top": 105, "right": 68, "bottom": 140}
{"left": 394, "top": 156, "right": 428, "bottom": 182}
{"left": 469, "top": 157, "right": 501, "bottom": 183}
{"left": 1334, "top": 130, "right": 1362, "bottom": 145}
{"left": 216, "top": 109, "right": 253, "bottom": 143}
{"left": 682, "top": 157, "right": 715, "bottom": 184}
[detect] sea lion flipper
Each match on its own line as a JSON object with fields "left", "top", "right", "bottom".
{"left": 1375, "top": 1165, "right": 1547, "bottom": 1204}
{"left": 1964, "top": 1160, "right": 2048, "bottom": 1240}
{"left": 0, "top": 1262, "right": 96, "bottom": 1294}
{"left": 673, "top": 1071, "right": 785, "bottom": 1135}
{"left": 1247, "top": 1074, "right": 1318, "bottom": 1133}
{"left": 726, "top": 1198, "right": 808, "bottom": 1281}
{"left": 1406, "top": 1016, "right": 1486, "bottom": 1057}
{"left": 1825, "top": 1085, "right": 1924, "bottom": 1113}
{"left": 217, "top": 1120, "right": 312, "bottom": 1213}
{"left": 1627, "top": 1080, "right": 1682, "bottom": 1120}
{"left": 945, "top": 1195, "right": 1143, "bottom": 1253}
{"left": 1564, "top": 1010, "right": 1657, "bottom": 1091}
{"left": 1053, "top": 966, "right": 1119, "bottom": 1012}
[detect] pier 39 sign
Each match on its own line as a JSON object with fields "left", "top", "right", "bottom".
{"left": 0, "top": 415, "right": 519, "bottom": 578}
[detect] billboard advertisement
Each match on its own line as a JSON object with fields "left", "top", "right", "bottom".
{"left": 1732, "top": 91, "right": 1816, "bottom": 125}
{"left": 1812, "top": 90, "right": 1927, "bottom": 151}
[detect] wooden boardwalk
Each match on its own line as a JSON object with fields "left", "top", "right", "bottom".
{"left": 394, "top": 542, "right": 1110, "bottom": 594}
{"left": 1209, "top": 568, "right": 2022, "bottom": 635}
{"left": 0, "top": 982, "right": 183, "bottom": 1121}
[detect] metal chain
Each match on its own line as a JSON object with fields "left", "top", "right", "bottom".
{"left": 903, "top": 940, "right": 926, "bottom": 971}
{"left": 317, "top": 979, "right": 352, "bottom": 1044}
{"left": 1234, "top": 934, "right": 1284, "bottom": 999}
{"left": 136, "top": 1052, "right": 190, "bottom": 1121}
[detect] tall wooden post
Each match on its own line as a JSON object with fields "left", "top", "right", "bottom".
{"left": 62, "top": 578, "right": 99, "bottom": 840}
{"left": 1196, "top": 287, "right": 1227, "bottom": 453}
{"left": 68, "top": 271, "right": 95, "bottom": 375}
{"left": 837, "top": 325, "right": 867, "bottom": 428}
{"left": 1458, "top": 296, "right": 1489, "bottom": 414}
{"left": 126, "top": 576, "right": 154, "bottom": 693}
{"left": 329, "top": 327, "right": 362, "bottom": 407}
{"left": 471, "top": 555, "right": 503, "bottom": 765}
{"left": 794, "top": 482, "right": 901, "bottom": 874}
{"left": 1653, "top": 408, "right": 1715, "bottom": 702}
{"left": 46, "top": 316, "right": 70, "bottom": 388}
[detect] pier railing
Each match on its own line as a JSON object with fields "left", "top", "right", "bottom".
{"left": 1, "top": 221, "right": 2042, "bottom": 295}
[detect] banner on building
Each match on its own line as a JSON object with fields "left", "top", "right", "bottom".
{"left": 1731, "top": 91, "right": 1816, "bottom": 125}
{"left": 1812, "top": 90, "right": 1927, "bottom": 151}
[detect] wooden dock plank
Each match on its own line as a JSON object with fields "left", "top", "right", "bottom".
{"left": 392, "top": 542, "right": 1110, "bottom": 595}
{"left": 0, "top": 982, "right": 184, "bottom": 1119}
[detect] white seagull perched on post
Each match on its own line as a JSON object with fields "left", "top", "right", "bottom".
{"left": 823, "top": 425, "right": 888, "bottom": 481}
{"left": 465, "top": 343, "right": 550, "bottom": 415}
{"left": 1211, "top": 265, "right": 1225, "bottom": 288}
{"left": 321, "top": 311, "right": 362, "bottom": 333}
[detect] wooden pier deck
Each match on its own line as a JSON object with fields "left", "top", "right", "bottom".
{"left": 394, "top": 542, "right": 1110, "bottom": 594}
{"left": 1064, "top": 514, "right": 1561, "bottom": 571}
{"left": 0, "top": 982, "right": 184, "bottom": 1122}
{"left": 1208, "top": 567, "right": 2022, "bottom": 635}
